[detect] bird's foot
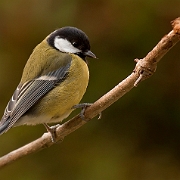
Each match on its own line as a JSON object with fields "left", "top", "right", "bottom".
{"left": 72, "top": 103, "right": 102, "bottom": 120}
{"left": 43, "top": 123, "right": 60, "bottom": 143}
{"left": 72, "top": 103, "right": 92, "bottom": 120}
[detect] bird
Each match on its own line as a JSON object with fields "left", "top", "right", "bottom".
{"left": 0, "top": 26, "right": 96, "bottom": 141}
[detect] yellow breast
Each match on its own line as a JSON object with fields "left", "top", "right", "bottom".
{"left": 30, "top": 54, "right": 89, "bottom": 124}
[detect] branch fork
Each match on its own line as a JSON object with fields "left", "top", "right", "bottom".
{"left": 134, "top": 58, "right": 157, "bottom": 86}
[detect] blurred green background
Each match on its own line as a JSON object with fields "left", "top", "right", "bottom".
{"left": 0, "top": 0, "right": 180, "bottom": 179}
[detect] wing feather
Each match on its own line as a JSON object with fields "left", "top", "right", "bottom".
{"left": 0, "top": 61, "right": 71, "bottom": 134}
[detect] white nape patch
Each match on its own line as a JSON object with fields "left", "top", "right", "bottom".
{"left": 54, "top": 37, "right": 81, "bottom": 54}
{"left": 37, "top": 75, "right": 57, "bottom": 81}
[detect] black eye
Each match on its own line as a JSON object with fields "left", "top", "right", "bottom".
{"left": 72, "top": 41, "right": 79, "bottom": 47}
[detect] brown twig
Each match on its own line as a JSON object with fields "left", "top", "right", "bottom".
{"left": 0, "top": 17, "right": 180, "bottom": 169}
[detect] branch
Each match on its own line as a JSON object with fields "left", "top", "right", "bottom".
{"left": 0, "top": 17, "right": 180, "bottom": 169}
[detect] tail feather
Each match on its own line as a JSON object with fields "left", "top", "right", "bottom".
{"left": 0, "top": 119, "right": 11, "bottom": 135}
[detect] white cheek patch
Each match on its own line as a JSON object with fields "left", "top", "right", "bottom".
{"left": 54, "top": 37, "right": 81, "bottom": 54}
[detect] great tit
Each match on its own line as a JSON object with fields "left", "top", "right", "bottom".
{"left": 0, "top": 26, "right": 96, "bottom": 141}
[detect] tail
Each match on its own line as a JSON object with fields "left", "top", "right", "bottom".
{"left": 0, "top": 119, "right": 11, "bottom": 135}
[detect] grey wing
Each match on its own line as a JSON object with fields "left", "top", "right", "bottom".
{"left": 0, "top": 61, "right": 71, "bottom": 134}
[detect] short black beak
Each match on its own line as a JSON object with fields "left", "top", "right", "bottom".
{"left": 84, "top": 50, "right": 96, "bottom": 58}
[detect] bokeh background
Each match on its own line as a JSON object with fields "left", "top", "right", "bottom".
{"left": 0, "top": 0, "right": 180, "bottom": 179}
